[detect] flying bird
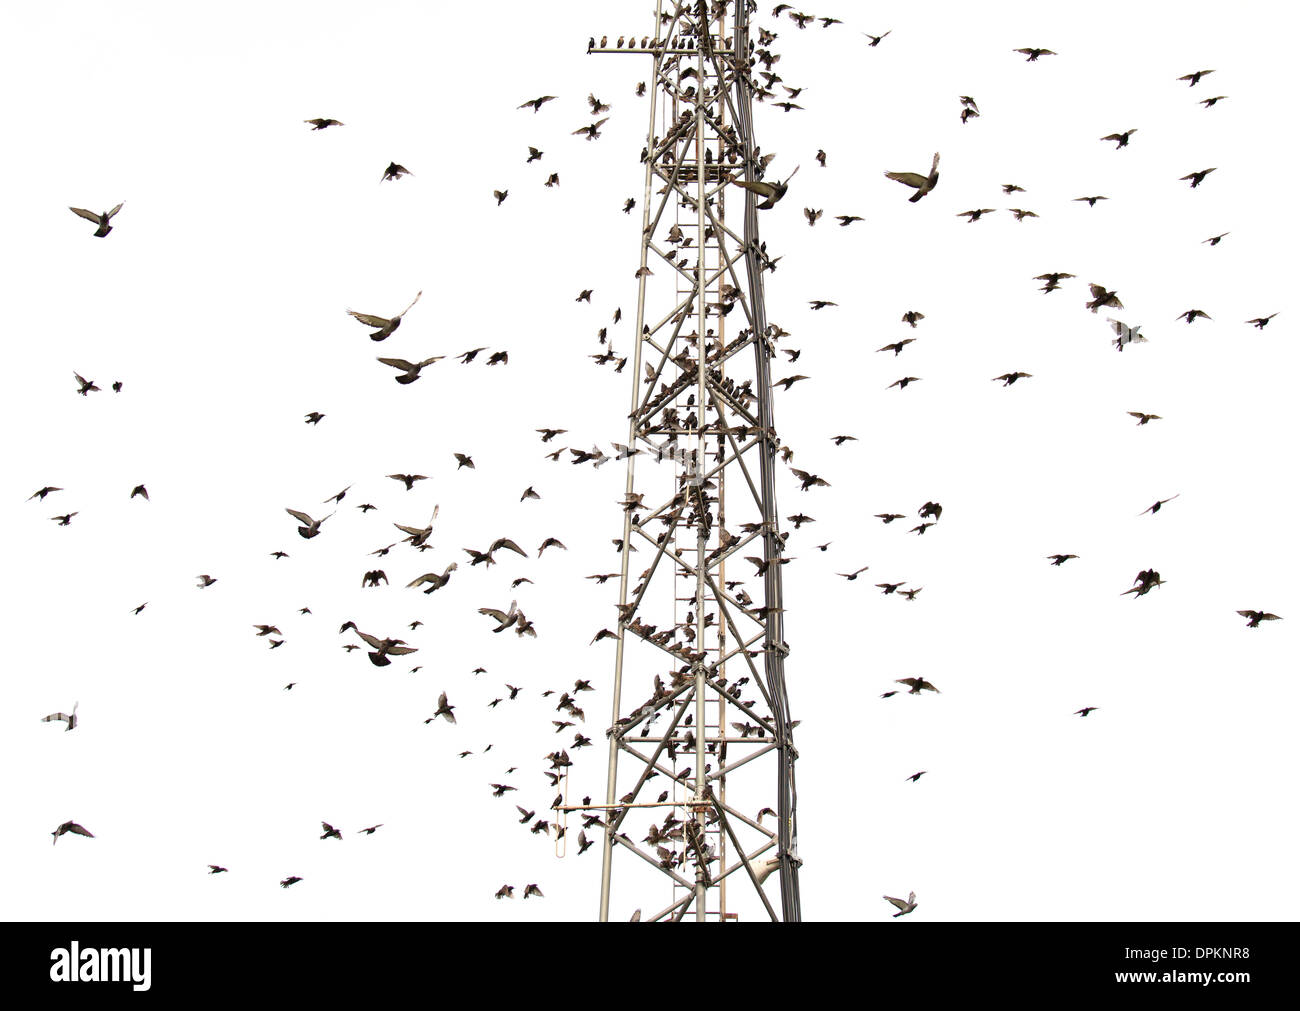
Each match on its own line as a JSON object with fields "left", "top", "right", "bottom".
{"left": 1101, "top": 129, "right": 1137, "bottom": 149}
{"left": 1074, "top": 196, "right": 1108, "bottom": 207}
{"left": 895, "top": 677, "right": 939, "bottom": 694}
{"left": 1128, "top": 412, "right": 1161, "bottom": 425}
{"left": 285, "top": 508, "right": 333, "bottom": 539}
{"left": 304, "top": 118, "right": 343, "bottom": 129}
{"left": 427, "top": 692, "right": 456, "bottom": 724}
{"left": 877, "top": 339, "right": 915, "bottom": 355}
{"left": 69, "top": 202, "right": 123, "bottom": 237}
{"left": 52, "top": 821, "right": 94, "bottom": 845}
{"left": 884, "top": 152, "right": 940, "bottom": 202}
{"left": 388, "top": 474, "right": 427, "bottom": 491}
{"left": 1140, "top": 494, "right": 1180, "bottom": 515}
{"left": 992, "top": 372, "right": 1032, "bottom": 385}
{"left": 1177, "top": 309, "right": 1211, "bottom": 324}
{"left": 1178, "top": 69, "right": 1215, "bottom": 86}
{"left": 74, "top": 372, "right": 101, "bottom": 396}
{"left": 1246, "top": 314, "right": 1278, "bottom": 329}
{"left": 320, "top": 822, "right": 343, "bottom": 841}
{"left": 1074, "top": 707, "right": 1098, "bottom": 717}
{"left": 957, "top": 208, "right": 995, "bottom": 222}
{"left": 884, "top": 892, "right": 918, "bottom": 916}
{"left": 729, "top": 165, "right": 799, "bottom": 209}
{"left": 1047, "top": 554, "right": 1079, "bottom": 566}
{"left": 1237, "top": 610, "right": 1282, "bottom": 628}
{"left": 347, "top": 291, "right": 422, "bottom": 341}
{"left": 381, "top": 162, "right": 411, "bottom": 181}
{"left": 41, "top": 702, "right": 79, "bottom": 731}
{"left": 1180, "top": 168, "right": 1216, "bottom": 188}
{"left": 518, "top": 95, "right": 558, "bottom": 112}
{"left": 1014, "top": 48, "right": 1056, "bottom": 61}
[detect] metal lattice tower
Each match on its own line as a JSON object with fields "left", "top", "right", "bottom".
{"left": 588, "top": 0, "right": 801, "bottom": 922}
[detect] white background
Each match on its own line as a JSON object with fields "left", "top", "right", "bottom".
{"left": 2, "top": 0, "right": 1295, "bottom": 922}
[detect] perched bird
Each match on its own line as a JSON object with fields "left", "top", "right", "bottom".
{"left": 41, "top": 702, "right": 79, "bottom": 731}
{"left": 304, "top": 118, "right": 343, "bottom": 129}
{"left": 884, "top": 152, "right": 940, "bottom": 202}
{"left": 1101, "top": 129, "right": 1137, "bottom": 149}
{"left": 69, "top": 202, "right": 123, "bottom": 237}
{"left": 884, "top": 892, "right": 918, "bottom": 916}
{"left": 1237, "top": 610, "right": 1282, "bottom": 628}
{"left": 52, "top": 821, "right": 94, "bottom": 845}
{"left": 1014, "top": 48, "right": 1056, "bottom": 61}
{"left": 347, "top": 291, "right": 422, "bottom": 341}
{"left": 381, "top": 162, "right": 411, "bottom": 181}
{"left": 1180, "top": 168, "right": 1216, "bottom": 188}
{"left": 285, "top": 508, "right": 333, "bottom": 539}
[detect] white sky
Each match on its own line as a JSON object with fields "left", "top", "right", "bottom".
{"left": 3, "top": 0, "right": 1296, "bottom": 922}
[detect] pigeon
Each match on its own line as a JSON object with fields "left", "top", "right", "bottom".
{"left": 884, "top": 152, "right": 940, "bottom": 202}
{"left": 377, "top": 355, "right": 444, "bottom": 384}
{"left": 285, "top": 508, "right": 333, "bottom": 539}
{"left": 348, "top": 291, "right": 422, "bottom": 341}
{"left": 729, "top": 165, "right": 800, "bottom": 210}
{"left": 884, "top": 891, "right": 918, "bottom": 916}
{"left": 427, "top": 692, "right": 456, "bottom": 724}
{"left": 69, "top": 203, "right": 123, "bottom": 237}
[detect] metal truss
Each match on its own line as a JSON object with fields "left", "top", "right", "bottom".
{"left": 589, "top": 0, "right": 801, "bottom": 922}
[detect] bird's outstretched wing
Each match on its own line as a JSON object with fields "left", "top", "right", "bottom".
{"left": 285, "top": 508, "right": 316, "bottom": 526}
{"left": 348, "top": 311, "right": 391, "bottom": 327}
{"left": 884, "top": 171, "right": 926, "bottom": 189}
{"left": 377, "top": 358, "right": 418, "bottom": 371}
{"left": 69, "top": 207, "right": 102, "bottom": 223}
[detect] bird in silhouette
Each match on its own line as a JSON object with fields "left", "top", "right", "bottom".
{"left": 889, "top": 376, "right": 921, "bottom": 390}
{"left": 304, "top": 118, "right": 343, "bottom": 129}
{"left": 1178, "top": 69, "right": 1214, "bottom": 86}
{"left": 992, "top": 372, "right": 1032, "bottom": 385}
{"left": 524, "top": 884, "right": 544, "bottom": 899}
{"left": 52, "top": 821, "right": 94, "bottom": 845}
{"left": 280, "top": 876, "right": 303, "bottom": 887}
{"left": 74, "top": 372, "right": 101, "bottom": 396}
{"left": 50, "top": 512, "right": 78, "bottom": 526}
{"left": 28, "top": 486, "right": 62, "bottom": 500}
{"left": 357, "top": 825, "right": 383, "bottom": 835}
{"left": 901, "top": 311, "right": 924, "bottom": 327}
{"left": 320, "top": 822, "right": 342, "bottom": 841}
{"left": 42, "top": 703, "right": 79, "bottom": 731}
{"left": 885, "top": 152, "right": 940, "bottom": 202}
{"left": 1246, "top": 314, "right": 1278, "bottom": 329}
{"left": 1128, "top": 412, "right": 1161, "bottom": 425}
{"left": 493, "top": 189, "right": 508, "bottom": 205}
{"left": 1047, "top": 554, "right": 1079, "bottom": 566}
{"left": 835, "top": 215, "right": 864, "bottom": 227}
{"left": 381, "top": 162, "right": 411, "bottom": 181}
{"left": 196, "top": 574, "right": 218, "bottom": 588}
{"left": 896, "top": 677, "right": 939, "bottom": 694}
{"left": 208, "top": 865, "right": 228, "bottom": 873}
{"left": 862, "top": 31, "right": 891, "bottom": 46}
{"left": 1238, "top": 610, "right": 1282, "bottom": 628}
{"left": 355, "top": 629, "right": 418, "bottom": 667}
{"left": 496, "top": 884, "right": 515, "bottom": 899}
{"left": 1007, "top": 208, "right": 1038, "bottom": 221}
{"left": 572, "top": 117, "right": 610, "bottom": 140}
{"left": 69, "top": 202, "right": 123, "bottom": 237}
{"left": 377, "top": 355, "right": 443, "bottom": 384}
{"left": 388, "top": 474, "right": 427, "bottom": 491}
{"left": 360, "top": 570, "right": 387, "bottom": 587}
{"left": 1140, "top": 494, "right": 1180, "bottom": 515}
{"left": 906, "top": 772, "right": 927, "bottom": 783}
{"left": 1003, "top": 184, "right": 1026, "bottom": 194}
{"left": 1203, "top": 233, "right": 1229, "bottom": 246}
{"left": 347, "top": 291, "right": 421, "bottom": 341}
{"left": 1014, "top": 48, "right": 1056, "bottom": 61}
{"left": 285, "top": 508, "right": 333, "bottom": 539}
{"left": 519, "top": 95, "right": 558, "bottom": 112}
{"left": 803, "top": 207, "right": 822, "bottom": 226}
{"left": 526, "top": 146, "right": 543, "bottom": 163}
{"left": 837, "top": 566, "right": 870, "bottom": 581}
{"left": 1177, "top": 309, "right": 1211, "bottom": 324}
{"left": 1035, "top": 272, "right": 1074, "bottom": 292}
{"left": 884, "top": 892, "right": 918, "bottom": 916}
{"left": 1086, "top": 284, "right": 1123, "bottom": 313}
{"left": 1074, "top": 196, "right": 1108, "bottom": 207}
{"left": 878, "top": 339, "right": 915, "bottom": 355}
{"left": 957, "top": 208, "right": 995, "bottom": 222}
{"left": 1199, "top": 95, "right": 1228, "bottom": 108}
{"left": 304, "top": 412, "right": 325, "bottom": 424}
{"left": 1101, "top": 129, "right": 1137, "bottom": 149}
{"left": 1180, "top": 168, "right": 1216, "bottom": 188}
{"left": 1074, "top": 707, "right": 1098, "bottom": 717}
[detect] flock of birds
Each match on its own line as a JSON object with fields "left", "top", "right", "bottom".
{"left": 30, "top": 2, "right": 1284, "bottom": 921}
